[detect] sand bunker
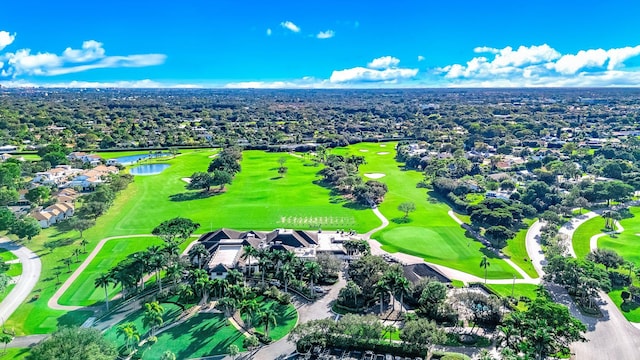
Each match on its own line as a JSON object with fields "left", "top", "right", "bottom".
{"left": 208, "top": 154, "right": 218, "bottom": 158}
{"left": 377, "top": 152, "right": 390, "bottom": 155}
{"left": 359, "top": 149, "right": 369, "bottom": 152}
{"left": 380, "top": 144, "right": 387, "bottom": 147}
{"left": 181, "top": 177, "right": 191, "bottom": 184}
{"left": 364, "top": 173, "right": 386, "bottom": 179}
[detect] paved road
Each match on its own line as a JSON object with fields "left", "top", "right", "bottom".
{"left": 0, "top": 238, "right": 41, "bottom": 328}
{"left": 523, "top": 213, "right": 640, "bottom": 360}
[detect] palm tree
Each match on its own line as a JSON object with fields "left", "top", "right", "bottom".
{"left": 279, "top": 263, "right": 295, "bottom": 293}
{"left": 94, "top": 273, "right": 113, "bottom": 311}
{"left": 0, "top": 333, "right": 12, "bottom": 354}
{"left": 480, "top": 256, "right": 490, "bottom": 284}
{"left": 165, "top": 262, "right": 184, "bottom": 288}
{"left": 117, "top": 322, "right": 140, "bottom": 353}
{"left": 258, "top": 308, "right": 277, "bottom": 338}
{"left": 72, "top": 248, "right": 82, "bottom": 263}
{"left": 189, "top": 243, "right": 209, "bottom": 269}
{"left": 304, "top": 261, "right": 322, "bottom": 296}
{"left": 374, "top": 279, "right": 390, "bottom": 314}
{"left": 210, "top": 278, "right": 228, "bottom": 299}
{"left": 241, "top": 245, "right": 259, "bottom": 277}
{"left": 132, "top": 252, "right": 150, "bottom": 291}
{"left": 226, "top": 269, "right": 243, "bottom": 286}
{"left": 624, "top": 261, "right": 635, "bottom": 280}
{"left": 80, "top": 238, "right": 89, "bottom": 253}
{"left": 257, "top": 249, "right": 273, "bottom": 285}
{"left": 143, "top": 301, "right": 165, "bottom": 337}
{"left": 62, "top": 257, "right": 72, "bottom": 272}
{"left": 163, "top": 241, "right": 181, "bottom": 266}
{"left": 240, "top": 299, "right": 260, "bottom": 329}
{"left": 393, "top": 276, "right": 410, "bottom": 313}
{"left": 216, "top": 296, "right": 238, "bottom": 317}
{"left": 147, "top": 245, "right": 167, "bottom": 292}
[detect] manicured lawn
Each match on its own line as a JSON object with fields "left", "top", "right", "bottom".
{"left": 502, "top": 219, "right": 539, "bottom": 278}
{"left": 486, "top": 283, "right": 539, "bottom": 300}
{"left": 6, "top": 263, "right": 22, "bottom": 277}
{"left": 0, "top": 248, "right": 17, "bottom": 262}
{"left": 609, "top": 289, "right": 640, "bottom": 322}
{"left": 139, "top": 313, "right": 245, "bottom": 360}
{"left": 96, "top": 150, "right": 169, "bottom": 160}
{"left": 334, "top": 143, "right": 520, "bottom": 280}
{"left": 598, "top": 207, "right": 640, "bottom": 266}
{"left": 0, "top": 348, "right": 30, "bottom": 359}
{"left": 242, "top": 297, "right": 298, "bottom": 341}
{"left": 58, "top": 237, "right": 163, "bottom": 306}
{"left": 572, "top": 216, "right": 606, "bottom": 259}
{"left": 103, "top": 302, "right": 183, "bottom": 346}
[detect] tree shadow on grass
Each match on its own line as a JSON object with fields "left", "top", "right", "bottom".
{"left": 391, "top": 217, "right": 412, "bottom": 224}
{"left": 169, "top": 191, "right": 221, "bottom": 202}
{"left": 620, "top": 301, "right": 640, "bottom": 313}
{"left": 57, "top": 309, "right": 94, "bottom": 328}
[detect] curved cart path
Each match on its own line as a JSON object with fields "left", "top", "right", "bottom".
{"left": 0, "top": 238, "right": 41, "bottom": 326}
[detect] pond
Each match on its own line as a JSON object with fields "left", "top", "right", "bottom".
{"left": 114, "top": 153, "right": 170, "bottom": 165}
{"left": 129, "top": 164, "right": 170, "bottom": 176}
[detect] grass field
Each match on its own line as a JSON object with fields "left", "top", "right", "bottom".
{"left": 96, "top": 150, "right": 168, "bottom": 160}
{"left": 503, "top": 219, "right": 538, "bottom": 278}
{"left": 0, "top": 248, "right": 17, "bottom": 262}
{"left": 609, "top": 289, "right": 640, "bottom": 322}
{"left": 6, "top": 263, "right": 22, "bottom": 277}
{"left": 139, "top": 313, "right": 245, "bottom": 359}
{"left": 103, "top": 302, "right": 183, "bottom": 346}
{"left": 242, "top": 297, "right": 298, "bottom": 341}
{"left": 486, "top": 283, "right": 539, "bottom": 300}
{"left": 598, "top": 207, "right": 640, "bottom": 266}
{"left": 333, "top": 143, "right": 520, "bottom": 279}
{"left": 572, "top": 216, "right": 606, "bottom": 259}
{"left": 58, "top": 237, "right": 163, "bottom": 306}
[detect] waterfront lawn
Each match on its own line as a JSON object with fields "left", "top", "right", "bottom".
{"left": 139, "top": 313, "right": 245, "bottom": 360}
{"left": 572, "top": 216, "right": 606, "bottom": 259}
{"left": 334, "top": 143, "right": 520, "bottom": 280}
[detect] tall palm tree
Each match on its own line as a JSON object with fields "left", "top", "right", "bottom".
{"left": 257, "top": 249, "right": 273, "bottom": 284}
{"left": 216, "top": 296, "right": 238, "bottom": 317}
{"left": 117, "top": 322, "right": 140, "bottom": 354}
{"left": 279, "top": 263, "right": 295, "bottom": 293}
{"left": 393, "top": 276, "right": 410, "bottom": 313}
{"left": 189, "top": 243, "right": 209, "bottom": 269}
{"left": 374, "top": 279, "right": 390, "bottom": 314}
{"left": 226, "top": 269, "right": 243, "bottom": 286}
{"left": 258, "top": 308, "right": 277, "bottom": 338}
{"left": 163, "top": 241, "right": 181, "bottom": 266}
{"left": 165, "top": 262, "right": 184, "bottom": 288}
{"left": 80, "top": 238, "right": 89, "bottom": 253}
{"left": 0, "top": 333, "right": 12, "bottom": 354}
{"left": 209, "top": 277, "right": 228, "bottom": 299}
{"left": 132, "top": 251, "right": 150, "bottom": 291}
{"left": 147, "top": 245, "right": 167, "bottom": 292}
{"left": 72, "top": 248, "right": 82, "bottom": 262}
{"left": 240, "top": 299, "right": 260, "bottom": 329}
{"left": 94, "top": 272, "right": 113, "bottom": 311}
{"left": 480, "top": 256, "right": 490, "bottom": 284}
{"left": 143, "top": 301, "right": 165, "bottom": 337}
{"left": 241, "top": 245, "right": 259, "bottom": 277}
{"left": 304, "top": 261, "right": 322, "bottom": 296}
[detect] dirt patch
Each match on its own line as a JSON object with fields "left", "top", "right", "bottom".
{"left": 377, "top": 152, "right": 390, "bottom": 155}
{"left": 364, "top": 173, "right": 386, "bottom": 179}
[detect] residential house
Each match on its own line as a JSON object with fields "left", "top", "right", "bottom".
{"left": 67, "top": 152, "right": 103, "bottom": 166}
{"left": 0, "top": 145, "right": 17, "bottom": 153}
{"left": 31, "top": 202, "right": 75, "bottom": 228}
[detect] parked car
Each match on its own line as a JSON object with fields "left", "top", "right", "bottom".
{"left": 313, "top": 286, "right": 326, "bottom": 293}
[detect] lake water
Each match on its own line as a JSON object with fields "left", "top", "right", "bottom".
{"left": 115, "top": 153, "right": 170, "bottom": 165}
{"left": 129, "top": 164, "right": 170, "bottom": 175}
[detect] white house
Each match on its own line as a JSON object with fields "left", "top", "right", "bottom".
{"left": 31, "top": 203, "right": 75, "bottom": 228}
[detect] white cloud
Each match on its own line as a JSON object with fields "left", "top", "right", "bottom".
{"left": 367, "top": 56, "right": 400, "bottom": 69}
{"left": 437, "top": 43, "right": 640, "bottom": 87}
{"left": 266, "top": 28, "right": 272, "bottom": 36}
{"left": 330, "top": 67, "right": 418, "bottom": 83}
{"left": 0, "top": 31, "right": 16, "bottom": 51}
{"left": 417, "top": 55, "right": 425, "bottom": 61}
{"left": 316, "top": 30, "right": 335, "bottom": 39}
{"left": 280, "top": 21, "right": 300, "bottom": 33}
{"left": 0, "top": 39, "right": 166, "bottom": 77}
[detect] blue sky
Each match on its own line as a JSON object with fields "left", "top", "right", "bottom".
{"left": 1, "top": 0, "right": 639, "bottom": 88}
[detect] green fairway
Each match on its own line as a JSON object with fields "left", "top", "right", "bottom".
{"left": 241, "top": 297, "right": 298, "bottom": 341}
{"left": 503, "top": 219, "right": 539, "bottom": 278}
{"left": 609, "top": 289, "right": 640, "bottom": 322}
{"left": 334, "top": 143, "right": 520, "bottom": 279}
{"left": 58, "top": 237, "right": 163, "bottom": 306}
{"left": 139, "top": 313, "right": 245, "bottom": 360}
{"left": 0, "top": 348, "right": 30, "bottom": 359}
{"left": 598, "top": 207, "right": 640, "bottom": 266}
{"left": 572, "top": 216, "right": 606, "bottom": 259}
{"left": 486, "top": 283, "right": 539, "bottom": 300}
{"left": 96, "top": 150, "right": 168, "bottom": 160}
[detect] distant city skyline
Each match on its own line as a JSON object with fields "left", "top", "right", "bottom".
{"left": 1, "top": 0, "right": 639, "bottom": 88}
